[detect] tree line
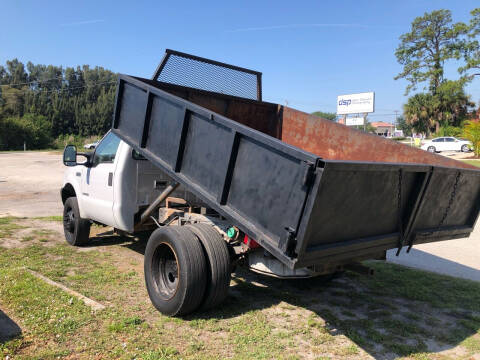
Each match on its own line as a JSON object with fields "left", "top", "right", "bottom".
{"left": 396, "top": 8, "right": 480, "bottom": 138}
{"left": 0, "top": 59, "right": 117, "bottom": 150}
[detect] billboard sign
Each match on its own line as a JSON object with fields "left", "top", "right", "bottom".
{"left": 346, "top": 117, "right": 364, "bottom": 126}
{"left": 337, "top": 92, "right": 375, "bottom": 115}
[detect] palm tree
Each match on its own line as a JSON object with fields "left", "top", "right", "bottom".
{"left": 404, "top": 93, "right": 436, "bottom": 136}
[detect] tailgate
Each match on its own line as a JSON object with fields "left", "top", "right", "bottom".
{"left": 294, "top": 161, "right": 480, "bottom": 268}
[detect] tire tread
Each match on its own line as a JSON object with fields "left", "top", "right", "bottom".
{"left": 63, "top": 197, "right": 90, "bottom": 246}
{"left": 186, "top": 224, "right": 231, "bottom": 310}
{"left": 144, "top": 226, "right": 207, "bottom": 316}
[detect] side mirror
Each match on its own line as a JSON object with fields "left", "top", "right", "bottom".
{"left": 63, "top": 145, "right": 77, "bottom": 166}
{"left": 63, "top": 145, "right": 91, "bottom": 167}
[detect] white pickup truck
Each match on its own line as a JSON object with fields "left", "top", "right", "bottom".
{"left": 62, "top": 131, "right": 168, "bottom": 238}
{"left": 60, "top": 50, "right": 480, "bottom": 317}
{"left": 61, "top": 131, "right": 320, "bottom": 316}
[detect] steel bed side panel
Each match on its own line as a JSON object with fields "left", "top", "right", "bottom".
{"left": 112, "top": 75, "right": 319, "bottom": 267}
{"left": 112, "top": 75, "right": 480, "bottom": 270}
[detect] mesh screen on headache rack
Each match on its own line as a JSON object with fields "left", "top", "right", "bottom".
{"left": 153, "top": 50, "right": 262, "bottom": 101}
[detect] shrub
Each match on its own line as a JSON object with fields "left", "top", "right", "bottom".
{"left": 53, "top": 134, "right": 102, "bottom": 150}
{"left": 463, "top": 121, "right": 480, "bottom": 157}
{"left": 0, "top": 114, "right": 53, "bottom": 150}
{"left": 438, "top": 125, "right": 463, "bottom": 137}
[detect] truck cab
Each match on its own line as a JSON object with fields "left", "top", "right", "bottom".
{"left": 61, "top": 131, "right": 168, "bottom": 234}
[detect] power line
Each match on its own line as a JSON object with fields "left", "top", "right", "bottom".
{"left": 0, "top": 74, "right": 117, "bottom": 88}
{"left": 0, "top": 76, "right": 65, "bottom": 87}
{"left": 1, "top": 80, "right": 117, "bottom": 95}
{"left": 366, "top": 113, "right": 399, "bottom": 117}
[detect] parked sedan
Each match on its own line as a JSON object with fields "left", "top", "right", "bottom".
{"left": 421, "top": 137, "right": 471, "bottom": 153}
{"left": 83, "top": 141, "right": 99, "bottom": 150}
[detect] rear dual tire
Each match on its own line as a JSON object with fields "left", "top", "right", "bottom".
{"left": 186, "top": 224, "right": 231, "bottom": 311}
{"left": 144, "top": 224, "right": 231, "bottom": 316}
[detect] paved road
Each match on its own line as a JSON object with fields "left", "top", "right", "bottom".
{"left": 387, "top": 226, "right": 480, "bottom": 282}
{"left": 386, "top": 150, "right": 480, "bottom": 282}
{"left": 0, "top": 151, "right": 64, "bottom": 217}
{"left": 0, "top": 151, "right": 479, "bottom": 282}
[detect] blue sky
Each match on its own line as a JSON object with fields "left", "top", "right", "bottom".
{"left": 1, "top": 0, "right": 479, "bottom": 123}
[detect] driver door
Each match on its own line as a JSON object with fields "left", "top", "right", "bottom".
{"left": 432, "top": 138, "right": 445, "bottom": 151}
{"left": 81, "top": 132, "right": 121, "bottom": 226}
{"left": 444, "top": 137, "right": 456, "bottom": 151}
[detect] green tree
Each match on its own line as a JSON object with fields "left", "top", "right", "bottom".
{"left": 434, "top": 80, "right": 474, "bottom": 127}
{"left": 403, "top": 80, "right": 473, "bottom": 135}
{"left": 311, "top": 111, "right": 336, "bottom": 121}
{"left": 1, "top": 86, "right": 25, "bottom": 116}
{"left": 403, "top": 93, "right": 436, "bottom": 136}
{"left": 0, "top": 58, "right": 117, "bottom": 143}
{"left": 396, "top": 116, "right": 413, "bottom": 136}
{"left": 0, "top": 114, "right": 52, "bottom": 150}
{"left": 352, "top": 119, "right": 376, "bottom": 134}
{"left": 0, "top": 86, "right": 5, "bottom": 108}
{"left": 463, "top": 120, "right": 480, "bottom": 156}
{"left": 461, "top": 8, "right": 480, "bottom": 78}
{"left": 395, "top": 9, "right": 468, "bottom": 95}
{"left": 4, "top": 59, "right": 28, "bottom": 87}
{"left": 437, "top": 125, "right": 463, "bottom": 137}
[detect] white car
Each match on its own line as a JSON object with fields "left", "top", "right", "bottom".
{"left": 83, "top": 141, "right": 99, "bottom": 150}
{"left": 421, "top": 137, "right": 471, "bottom": 153}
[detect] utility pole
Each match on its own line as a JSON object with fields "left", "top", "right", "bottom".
{"left": 393, "top": 110, "right": 399, "bottom": 137}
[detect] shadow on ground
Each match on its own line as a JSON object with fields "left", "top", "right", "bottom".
{"left": 388, "top": 247, "right": 480, "bottom": 282}
{"left": 87, "top": 230, "right": 150, "bottom": 255}
{"left": 208, "top": 268, "right": 479, "bottom": 359}
{"left": 0, "top": 309, "right": 21, "bottom": 344}
{"left": 87, "top": 231, "right": 480, "bottom": 359}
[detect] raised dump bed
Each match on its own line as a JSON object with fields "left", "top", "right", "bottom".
{"left": 112, "top": 50, "right": 480, "bottom": 269}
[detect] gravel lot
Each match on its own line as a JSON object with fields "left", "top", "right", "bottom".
{"left": 0, "top": 151, "right": 479, "bottom": 282}
{"left": 0, "top": 151, "right": 64, "bottom": 217}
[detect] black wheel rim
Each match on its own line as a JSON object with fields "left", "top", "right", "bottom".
{"left": 64, "top": 206, "right": 75, "bottom": 234}
{"left": 152, "top": 243, "right": 179, "bottom": 300}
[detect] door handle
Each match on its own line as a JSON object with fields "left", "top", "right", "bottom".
{"left": 108, "top": 172, "right": 113, "bottom": 186}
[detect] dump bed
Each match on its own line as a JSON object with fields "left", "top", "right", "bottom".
{"left": 111, "top": 51, "right": 480, "bottom": 269}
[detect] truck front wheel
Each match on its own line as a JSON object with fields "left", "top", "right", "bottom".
{"left": 144, "top": 226, "right": 207, "bottom": 316}
{"left": 63, "top": 197, "right": 91, "bottom": 246}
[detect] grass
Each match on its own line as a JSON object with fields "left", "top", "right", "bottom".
{"left": 461, "top": 159, "right": 480, "bottom": 168}
{"left": 0, "top": 217, "right": 479, "bottom": 359}
{"left": 0, "top": 217, "right": 26, "bottom": 238}
{"left": 33, "top": 215, "right": 63, "bottom": 222}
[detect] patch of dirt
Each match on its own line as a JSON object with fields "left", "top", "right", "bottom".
{"left": 0, "top": 238, "right": 24, "bottom": 249}
{"left": 0, "top": 191, "right": 52, "bottom": 201}
{"left": 30, "top": 219, "right": 63, "bottom": 234}
{"left": 0, "top": 218, "right": 63, "bottom": 249}
{"left": 442, "top": 151, "right": 478, "bottom": 160}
